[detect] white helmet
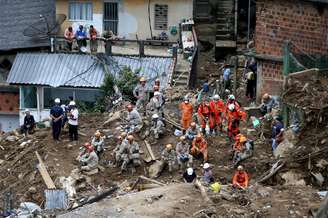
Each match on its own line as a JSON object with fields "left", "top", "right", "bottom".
{"left": 187, "top": 167, "right": 193, "bottom": 176}
{"left": 152, "top": 114, "right": 159, "bottom": 119}
{"left": 54, "top": 98, "right": 60, "bottom": 104}
{"left": 228, "top": 104, "right": 235, "bottom": 111}
{"left": 154, "top": 91, "right": 161, "bottom": 96}
{"left": 69, "top": 101, "right": 76, "bottom": 106}
{"left": 213, "top": 94, "right": 220, "bottom": 100}
{"left": 228, "top": 94, "right": 235, "bottom": 100}
{"left": 203, "top": 163, "right": 210, "bottom": 169}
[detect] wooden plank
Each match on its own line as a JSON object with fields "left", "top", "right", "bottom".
{"left": 144, "top": 140, "right": 156, "bottom": 161}
{"left": 139, "top": 176, "right": 165, "bottom": 186}
{"left": 35, "top": 151, "right": 56, "bottom": 189}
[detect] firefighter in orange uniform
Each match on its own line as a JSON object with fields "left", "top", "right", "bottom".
{"left": 179, "top": 97, "right": 193, "bottom": 133}
{"left": 191, "top": 133, "right": 208, "bottom": 162}
{"left": 232, "top": 165, "right": 249, "bottom": 189}
{"left": 198, "top": 98, "right": 211, "bottom": 134}
{"left": 209, "top": 94, "right": 225, "bottom": 135}
{"left": 227, "top": 104, "right": 247, "bottom": 140}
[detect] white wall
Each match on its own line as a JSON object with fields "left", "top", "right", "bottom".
{"left": 0, "top": 114, "right": 19, "bottom": 132}
{"left": 19, "top": 109, "right": 50, "bottom": 126}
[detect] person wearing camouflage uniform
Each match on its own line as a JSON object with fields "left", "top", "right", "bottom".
{"left": 126, "top": 104, "right": 143, "bottom": 133}
{"left": 176, "top": 136, "right": 193, "bottom": 170}
{"left": 161, "top": 144, "right": 177, "bottom": 173}
{"left": 133, "top": 77, "right": 149, "bottom": 114}
{"left": 150, "top": 114, "right": 165, "bottom": 139}
{"left": 147, "top": 91, "right": 165, "bottom": 117}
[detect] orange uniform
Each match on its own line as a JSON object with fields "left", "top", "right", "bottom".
{"left": 209, "top": 99, "right": 225, "bottom": 130}
{"left": 197, "top": 103, "right": 211, "bottom": 129}
{"left": 180, "top": 102, "right": 193, "bottom": 130}
{"left": 227, "top": 109, "right": 246, "bottom": 139}
{"left": 233, "top": 171, "right": 249, "bottom": 188}
{"left": 225, "top": 100, "right": 241, "bottom": 118}
{"left": 191, "top": 136, "right": 208, "bottom": 161}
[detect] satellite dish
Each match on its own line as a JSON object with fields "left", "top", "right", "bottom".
{"left": 23, "top": 14, "right": 66, "bottom": 40}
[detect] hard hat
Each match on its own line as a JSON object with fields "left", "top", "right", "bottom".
{"left": 152, "top": 114, "right": 159, "bottom": 119}
{"left": 69, "top": 101, "right": 76, "bottom": 106}
{"left": 190, "top": 122, "right": 196, "bottom": 127}
{"left": 166, "top": 144, "right": 173, "bottom": 150}
{"left": 179, "top": 135, "right": 186, "bottom": 141}
{"left": 187, "top": 167, "right": 193, "bottom": 175}
{"left": 127, "top": 135, "right": 134, "bottom": 140}
{"left": 120, "top": 132, "right": 127, "bottom": 138}
{"left": 203, "top": 163, "right": 210, "bottom": 169}
{"left": 196, "top": 133, "right": 202, "bottom": 139}
{"left": 210, "top": 182, "right": 221, "bottom": 193}
{"left": 54, "top": 98, "right": 61, "bottom": 103}
{"left": 213, "top": 94, "right": 220, "bottom": 100}
{"left": 155, "top": 78, "right": 160, "bottom": 82}
{"left": 127, "top": 104, "right": 134, "bottom": 109}
{"left": 237, "top": 165, "right": 244, "bottom": 171}
{"left": 228, "top": 94, "right": 235, "bottom": 100}
{"left": 228, "top": 104, "right": 235, "bottom": 111}
{"left": 25, "top": 108, "right": 30, "bottom": 113}
{"left": 240, "top": 136, "right": 247, "bottom": 143}
{"left": 95, "top": 130, "right": 101, "bottom": 137}
{"left": 154, "top": 91, "right": 161, "bottom": 96}
{"left": 139, "top": 77, "right": 146, "bottom": 82}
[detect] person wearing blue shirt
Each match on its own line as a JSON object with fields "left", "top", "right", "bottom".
{"left": 50, "top": 98, "right": 64, "bottom": 141}
{"left": 271, "top": 117, "right": 284, "bottom": 150}
{"left": 223, "top": 66, "right": 231, "bottom": 91}
{"left": 75, "top": 25, "right": 87, "bottom": 48}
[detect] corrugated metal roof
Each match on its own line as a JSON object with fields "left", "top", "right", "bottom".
{"left": 7, "top": 53, "right": 175, "bottom": 88}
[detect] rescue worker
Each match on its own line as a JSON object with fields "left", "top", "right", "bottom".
{"left": 161, "top": 144, "right": 177, "bottom": 173}
{"left": 128, "top": 135, "right": 141, "bottom": 173}
{"left": 150, "top": 114, "right": 165, "bottom": 139}
{"left": 154, "top": 78, "right": 161, "bottom": 91}
{"left": 202, "top": 163, "right": 214, "bottom": 184}
{"left": 147, "top": 91, "right": 164, "bottom": 117}
{"left": 112, "top": 132, "right": 127, "bottom": 165}
{"left": 176, "top": 136, "right": 193, "bottom": 170}
{"left": 50, "top": 98, "right": 64, "bottom": 142}
{"left": 179, "top": 97, "right": 193, "bottom": 133}
{"left": 91, "top": 130, "right": 105, "bottom": 158}
{"left": 271, "top": 116, "right": 284, "bottom": 150}
{"left": 77, "top": 142, "right": 90, "bottom": 161}
{"left": 68, "top": 101, "right": 79, "bottom": 142}
{"left": 183, "top": 167, "right": 197, "bottom": 183}
{"left": 232, "top": 165, "right": 249, "bottom": 189}
{"left": 191, "top": 133, "right": 208, "bottom": 162}
{"left": 209, "top": 94, "right": 225, "bottom": 135}
{"left": 260, "top": 93, "right": 280, "bottom": 116}
{"left": 232, "top": 134, "right": 254, "bottom": 166}
{"left": 115, "top": 134, "right": 130, "bottom": 171}
{"left": 126, "top": 104, "right": 143, "bottom": 133}
{"left": 226, "top": 104, "right": 246, "bottom": 140}
{"left": 197, "top": 98, "right": 211, "bottom": 135}
{"left": 80, "top": 143, "right": 99, "bottom": 172}
{"left": 185, "top": 122, "right": 198, "bottom": 141}
{"left": 133, "top": 77, "right": 149, "bottom": 114}
{"left": 21, "top": 109, "right": 35, "bottom": 136}
{"left": 225, "top": 94, "right": 240, "bottom": 118}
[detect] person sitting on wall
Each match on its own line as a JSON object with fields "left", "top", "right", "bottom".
{"left": 64, "top": 26, "right": 75, "bottom": 51}
{"left": 21, "top": 109, "right": 35, "bottom": 136}
{"left": 75, "top": 25, "right": 87, "bottom": 49}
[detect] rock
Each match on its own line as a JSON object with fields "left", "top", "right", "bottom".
{"left": 83, "top": 168, "right": 99, "bottom": 175}
{"left": 148, "top": 160, "right": 165, "bottom": 178}
{"left": 6, "top": 135, "right": 18, "bottom": 142}
{"left": 316, "top": 159, "right": 328, "bottom": 169}
{"left": 19, "top": 141, "right": 28, "bottom": 148}
{"left": 274, "top": 138, "right": 295, "bottom": 158}
{"left": 66, "top": 144, "right": 74, "bottom": 149}
{"left": 311, "top": 172, "right": 324, "bottom": 186}
{"left": 28, "top": 186, "right": 37, "bottom": 194}
{"left": 281, "top": 171, "right": 306, "bottom": 186}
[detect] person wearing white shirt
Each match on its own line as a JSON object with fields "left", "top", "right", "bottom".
{"left": 68, "top": 101, "right": 79, "bottom": 141}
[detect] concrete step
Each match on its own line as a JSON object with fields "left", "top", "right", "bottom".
{"left": 216, "top": 35, "right": 234, "bottom": 40}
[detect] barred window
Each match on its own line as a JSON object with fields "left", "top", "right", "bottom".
{"left": 154, "top": 4, "right": 168, "bottom": 30}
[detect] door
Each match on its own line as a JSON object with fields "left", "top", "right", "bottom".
{"left": 103, "top": 2, "right": 119, "bottom": 35}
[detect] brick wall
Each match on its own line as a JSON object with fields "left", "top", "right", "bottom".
{"left": 255, "top": 0, "right": 328, "bottom": 97}
{"left": 0, "top": 92, "right": 19, "bottom": 113}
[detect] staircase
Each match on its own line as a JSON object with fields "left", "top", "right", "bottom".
{"left": 216, "top": 0, "right": 236, "bottom": 48}
{"left": 171, "top": 57, "right": 191, "bottom": 88}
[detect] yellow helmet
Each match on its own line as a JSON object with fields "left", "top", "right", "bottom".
{"left": 179, "top": 136, "right": 186, "bottom": 141}
{"left": 95, "top": 130, "right": 101, "bottom": 137}
{"left": 140, "top": 77, "right": 146, "bottom": 82}
{"left": 239, "top": 136, "right": 247, "bottom": 143}
{"left": 166, "top": 144, "right": 173, "bottom": 150}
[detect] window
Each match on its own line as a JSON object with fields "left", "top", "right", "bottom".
{"left": 69, "top": 2, "right": 93, "bottom": 21}
{"left": 20, "top": 87, "right": 37, "bottom": 109}
{"left": 154, "top": 4, "right": 168, "bottom": 30}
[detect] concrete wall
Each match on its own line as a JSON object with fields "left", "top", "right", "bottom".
{"left": 255, "top": 0, "right": 328, "bottom": 97}
{"left": 57, "top": 0, "right": 104, "bottom": 35}
{"left": 56, "top": 0, "right": 193, "bottom": 40}
{"left": 0, "top": 114, "right": 19, "bottom": 132}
